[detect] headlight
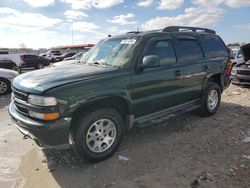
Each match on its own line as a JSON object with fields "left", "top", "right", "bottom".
{"left": 28, "top": 95, "right": 57, "bottom": 106}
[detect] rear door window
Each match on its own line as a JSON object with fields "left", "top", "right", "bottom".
{"left": 201, "top": 35, "right": 228, "bottom": 58}
{"left": 143, "top": 40, "right": 177, "bottom": 66}
{"left": 178, "top": 39, "right": 204, "bottom": 63}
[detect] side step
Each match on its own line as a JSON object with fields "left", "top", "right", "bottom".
{"left": 134, "top": 99, "right": 200, "bottom": 128}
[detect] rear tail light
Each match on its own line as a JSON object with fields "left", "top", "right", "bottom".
{"left": 20, "top": 55, "right": 24, "bottom": 61}
{"left": 225, "top": 60, "right": 233, "bottom": 76}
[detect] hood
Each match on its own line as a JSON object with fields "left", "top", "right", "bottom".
{"left": 53, "top": 60, "right": 78, "bottom": 67}
{"left": 13, "top": 64, "right": 116, "bottom": 94}
{"left": 240, "top": 43, "right": 250, "bottom": 62}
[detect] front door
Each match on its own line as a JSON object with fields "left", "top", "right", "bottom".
{"left": 131, "top": 36, "right": 183, "bottom": 117}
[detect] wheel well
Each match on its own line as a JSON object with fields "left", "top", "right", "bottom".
{"left": 207, "top": 74, "right": 223, "bottom": 91}
{"left": 0, "top": 77, "right": 10, "bottom": 84}
{"left": 70, "top": 97, "right": 130, "bottom": 131}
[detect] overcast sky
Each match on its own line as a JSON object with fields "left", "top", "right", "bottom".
{"left": 0, "top": 0, "right": 249, "bottom": 49}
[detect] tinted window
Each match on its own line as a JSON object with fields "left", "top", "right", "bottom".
{"left": 202, "top": 35, "right": 228, "bottom": 58}
{"left": 144, "top": 40, "right": 176, "bottom": 65}
{"left": 0, "top": 51, "right": 8, "bottom": 54}
{"left": 236, "top": 49, "right": 243, "bottom": 58}
{"left": 178, "top": 39, "right": 204, "bottom": 63}
{"left": 23, "top": 55, "right": 38, "bottom": 59}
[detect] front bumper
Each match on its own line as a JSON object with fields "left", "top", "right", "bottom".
{"left": 231, "top": 72, "right": 250, "bottom": 86}
{"left": 8, "top": 101, "right": 72, "bottom": 149}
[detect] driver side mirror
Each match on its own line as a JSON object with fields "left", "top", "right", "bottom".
{"left": 141, "top": 55, "right": 160, "bottom": 69}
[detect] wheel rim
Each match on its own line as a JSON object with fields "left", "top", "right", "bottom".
{"left": 86, "top": 118, "right": 117, "bottom": 153}
{"left": 207, "top": 89, "right": 219, "bottom": 111}
{"left": 0, "top": 81, "right": 8, "bottom": 94}
{"left": 38, "top": 64, "right": 44, "bottom": 69}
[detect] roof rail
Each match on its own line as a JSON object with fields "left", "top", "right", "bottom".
{"left": 163, "top": 26, "right": 216, "bottom": 34}
{"left": 126, "top": 31, "right": 140, "bottom": 34}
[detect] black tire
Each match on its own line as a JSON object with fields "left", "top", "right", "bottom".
{"left": 199, "top": 82, "right": 221, "bottom": 117}
{"left": 72, "top": 108, "right": 124, "bottom": 162}
{"left": 37, "top": 63, "right": 44, "bottom": 69}
{"left": 0, "top": 78, "right": 11, "bottom": 95}
{"left": 12, "top": 65, "right": 17, "bottom": 71}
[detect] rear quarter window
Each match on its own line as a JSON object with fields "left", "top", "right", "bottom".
{"left": 201, "top": 35, "right": 228, "bottom": 58}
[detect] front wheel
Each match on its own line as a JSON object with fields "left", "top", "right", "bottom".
{"left": 199, "top": 82, "right": 221, "bottom": 117}
{"left": 72, "top": 108, "right": 124, "bottom": 162}
{"left": 0, "top": 78, "right": 11, "bottom": 95}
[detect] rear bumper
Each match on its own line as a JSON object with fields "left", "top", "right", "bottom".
{"left": 8, "top": 101, "right": 72, "bottom": 149}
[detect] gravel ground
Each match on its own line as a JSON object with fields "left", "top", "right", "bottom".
{"left": 1, "top": 84, "right": 250, "bottom": 188}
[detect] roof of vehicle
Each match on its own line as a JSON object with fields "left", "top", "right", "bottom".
{"left": 111, "top": 26, "right": 217, "bottom": 38}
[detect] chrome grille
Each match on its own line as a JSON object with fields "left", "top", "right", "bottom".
{"left": 237, "top": 70, "right": 250, "bottom": 76}
{"left": 12, "top": 88, "right": 29, "bottom": 116}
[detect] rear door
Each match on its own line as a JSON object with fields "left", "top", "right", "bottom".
{"left": 175, "top": 36, "right": 207, "bottom": 101}
{"left": 131, "top": 36, "right": 183, "bottom": 117}
{"left": 24, "top": 55, "right": 39, "bottom": 67}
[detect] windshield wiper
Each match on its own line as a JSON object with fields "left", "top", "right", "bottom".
{"left": 87, "top": 61, "right": 112, "bottom": 67}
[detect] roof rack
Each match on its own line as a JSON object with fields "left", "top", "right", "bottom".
{"left": 126, "top": 31, "right": 141, "bottom": 34}
{"left": 163, "top": 26, "right": 216, "bottom": 34}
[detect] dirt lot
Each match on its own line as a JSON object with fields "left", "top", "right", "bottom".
{"left": 1, "top": 84, "right": 250, "bottom": 188}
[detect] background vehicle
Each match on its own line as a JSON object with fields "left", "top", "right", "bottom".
{"left": 0, "top": 68, "right": 18, "bottom": 95}
{"left": 231, "top": 43, "right": 250, "bottom": 85}
{"left": 39, "top": 50, "right": 61, "bottom": 57}
{"left": 53, "top": 52, "right": 87, "bottom": 67}
{"left": 53, "top": 52, "right": 76, "bottom": 62}
{"left": 0, "top": 59, "right": 18, "bottom": 70}
{"left": 52, "top": 59, "right": 80, "bottom": 67}
{"left": 20, "top": 54, "right": 50, "bottom": 69}
{"left": 64, "top": 52, "right": 85, "bottom": 61}
{"left": 9, "top": 26, "right": 232, "bottom": 162}
{"left": 0, "top": 53, "right": 23, "bottom": 68}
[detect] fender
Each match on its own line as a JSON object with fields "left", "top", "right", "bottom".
{"left": 65, "top": 88, "right": 134, "bottom": 116}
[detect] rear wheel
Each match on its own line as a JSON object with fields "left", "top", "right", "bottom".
{"left": 72, "top": 108, "right": 124, "bottom": 162}
{"left": 37, "top": 63, "right": 44, "bottom": 69}
{"left": 12, "top": 65, "right": 18, "bottom": 71}
{"left": 0, "top": 78, "right": 11, "bottom": 95}
{"left": 200, "top": 82, "right": 221, "bottom": 116}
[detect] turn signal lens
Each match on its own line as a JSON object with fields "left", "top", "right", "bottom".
{"left": 29, "top": 111, "right": 59, "bottom": 121}
{"left": 44, "top": 113, "right": 59, "bottom": 120}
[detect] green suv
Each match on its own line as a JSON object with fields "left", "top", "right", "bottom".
{"left": 9, "top": 26, "right": 232, "bottom": 162}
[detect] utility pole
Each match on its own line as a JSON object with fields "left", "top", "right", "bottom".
{"left": 71, "top": 22, "right": 74, "bottom": 46}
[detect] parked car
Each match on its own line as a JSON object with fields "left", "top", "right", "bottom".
{"left": 0, "top": 59, "right": 18, "bottom": 71}
{"left": 39, "top": 50, "right": 61, "bottom": 57}
{"left": 231, "top": 43, "right": 250, "bottom": 85}
{"left": 64, "top": 52, "right": 85, "bottom": 61}
{"left": 9, "top": 26, "right": 232, "bottom": 162}
{"left": 53, "top": 52, "right": 76, "bottom": 62}
{"left": 52, "top": 59, "right": 80, "bottom": 67}
{"left": 0, "top": 68, "right": 19, "bottom": 95}
{"left": 0, "top": 53, "right": 23, "bottom": 68}
{"left": 20, "top": 54, "right": 50, "bottom": 69}
{"left": 53, "top": 53, "right": 87, "bottom": 67}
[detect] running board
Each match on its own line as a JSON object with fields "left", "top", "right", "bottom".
{"left": 134, "top": 99, "right": 201, "bottom": 128}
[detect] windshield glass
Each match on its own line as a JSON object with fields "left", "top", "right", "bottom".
{"left": 81, "top": 37, "right": 139, "bottom": 67}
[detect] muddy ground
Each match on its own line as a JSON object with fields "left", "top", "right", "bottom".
{"left": 0, "top": 84, "right": 250, "bottom": 188}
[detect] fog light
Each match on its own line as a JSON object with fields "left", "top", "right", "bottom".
{"left": 29, "top": 111, "right": 59, "bottom": 120}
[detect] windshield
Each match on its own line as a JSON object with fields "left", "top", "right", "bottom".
{"left": 81, "top": 37, "right": 139, "bottom": 67}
